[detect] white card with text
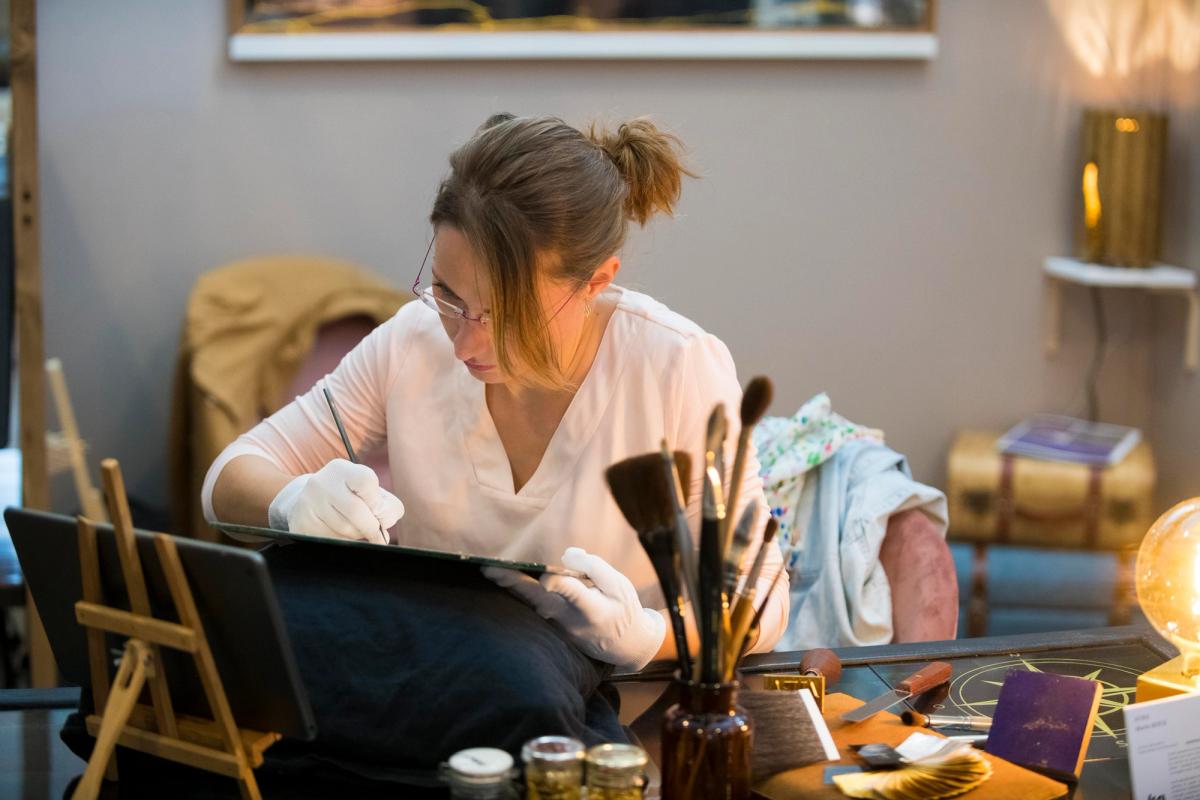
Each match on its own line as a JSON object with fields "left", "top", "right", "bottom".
{"left": 1123, "top": 690, "right": 1200, "bottom": 800}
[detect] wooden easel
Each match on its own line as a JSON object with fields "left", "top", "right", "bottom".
{"left": 46, "top": 357, "right": 108, "bottom": 522}
{"left": 72, "top": 459, "right": 280, "bottom": 800}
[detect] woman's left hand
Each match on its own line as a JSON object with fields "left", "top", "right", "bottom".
{"left": 483, "top": 547, "right": 666, "bottom": 672}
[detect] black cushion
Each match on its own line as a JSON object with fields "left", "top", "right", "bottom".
{"left": 262, "top": 541, "right": 628, "bottom": 767}
{"left": 61, "top": 539, "right": 627, "bottom": 796}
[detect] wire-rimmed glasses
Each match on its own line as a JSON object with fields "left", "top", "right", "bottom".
{"left": 411, "top": 232, "right": 585, "bottom": 330}
{"left": 411, "top": 234, "right": 491, "bottom": 328}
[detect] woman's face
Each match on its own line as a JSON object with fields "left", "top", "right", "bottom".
{"left": 430, "top": 225, "right": 591, "bottom": 386}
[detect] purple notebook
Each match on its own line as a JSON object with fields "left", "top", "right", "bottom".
{"left": 996, "top": 414, "right": 1140, "bottom": 466}
{"left": 986, "top": 671, "right": 1102, "bottom": 781}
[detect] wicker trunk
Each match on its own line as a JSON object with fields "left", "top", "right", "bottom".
{"left": 947, "top": 431, "right": 1156, "bottom": 551}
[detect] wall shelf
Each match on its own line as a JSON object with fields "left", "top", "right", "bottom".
{"left": 1043, "top": 257, "right": 1199, "bottom": 371}
{"left": 228, "top": 31, "right": 939, "bottom": 61}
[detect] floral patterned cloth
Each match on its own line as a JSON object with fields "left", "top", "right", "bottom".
{"left": 753, "top": 393, "right": 884, "bottom": 569}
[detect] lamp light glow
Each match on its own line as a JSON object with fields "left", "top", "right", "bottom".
{"left": 1082, "top": 161, "right": 1101, "bottom": 230}
{"left": 1135, "top": 498, "right": 1200, "bottom": 701}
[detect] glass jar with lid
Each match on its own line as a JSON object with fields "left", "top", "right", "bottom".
{"left": 585, "top": 743, "right": 648, "bottom": 800}
{"left": 521, "top": 735, "right": 585, "bottom": 799}
{"left": 441, "top": 747, "right": 518, "bottom": 799}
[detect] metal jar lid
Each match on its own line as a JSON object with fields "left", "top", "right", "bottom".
{"left": 522, "top": 736, "right": 586, "bottom": 765}
{"left": 586, "top": 743, "right": 649, "bottom": 771}
{"left": 447, "top": 747, "right": 515, "bottom": 782}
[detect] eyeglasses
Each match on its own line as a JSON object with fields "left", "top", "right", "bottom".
{"left": 411, "top": 232, "right": 582, "bottom": 330}
{"left": 411, "top": 234, "right": 492, "bottom": 328}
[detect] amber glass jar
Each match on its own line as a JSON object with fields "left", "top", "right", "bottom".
{"left": 660, "top": 679, "right": 752, "bottom": 800}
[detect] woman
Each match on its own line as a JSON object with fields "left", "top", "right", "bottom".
{"left": 203, "top": 113, "right": 788, "bottom": 672}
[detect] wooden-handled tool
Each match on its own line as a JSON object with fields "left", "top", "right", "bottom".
{"left": 721, "top": 377, "right": 772, "bottom": 556}
{"left": 726, "top": 517, "right": 778, "bottom": 671}
{"left": 901, "top": 710, "right": 993, "bottom": 731}
{"left": 762, "top": 647, "right": 842, "bottom": 711}
{"left": 841, "top": 661, "right": 953, "bottom": 722}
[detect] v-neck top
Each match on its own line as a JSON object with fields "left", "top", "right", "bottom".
{"left": 202, "top": 287, "right": 789, "bottom": 652}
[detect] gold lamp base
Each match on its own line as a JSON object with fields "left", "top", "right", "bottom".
{"left": 1136, "top": 656, "right": 1200, "bottom": 703}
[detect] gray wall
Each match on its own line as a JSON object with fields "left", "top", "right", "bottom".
{"left": 1153, "top": 65, "right": 1200, "bottom": 507}
{"left": 34, "top": 1, "right": 1195, "bottom": 514}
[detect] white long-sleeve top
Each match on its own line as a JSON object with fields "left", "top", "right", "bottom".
{"left": 201, "top": 287, "right": 789, "bottom": 652}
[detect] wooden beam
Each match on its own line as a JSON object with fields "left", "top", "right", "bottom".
{"left": 74, "top": 602, "right": 201, "bottom": 654}
{"left": 11, "top": 0, "right": 55, "bottom": 688}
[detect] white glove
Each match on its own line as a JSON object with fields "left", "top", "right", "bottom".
{"left": 268, "top": 459, "right": 404, "bottom": 545}
{"left": 483, "top": 547, "right": 667, "bottom": 672}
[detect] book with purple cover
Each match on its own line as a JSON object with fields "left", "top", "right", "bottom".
{"left": 996, "top": 414, "right": 1141, "bottom": 466}
{"left": 985, "top": 670, "right": 1102, "bottom": 782}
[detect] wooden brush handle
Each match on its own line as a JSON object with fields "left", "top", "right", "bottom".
{"left": 897, "top": 661, "right": 953, "bottom": 695}
{"left": 800, "top": 648, "right": 842, "bottom": 684}
{"left": 721, "top": 428, "right": 752, "bottom": 553}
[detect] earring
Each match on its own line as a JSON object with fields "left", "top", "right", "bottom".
{"left": 584, "top": 298, "right": 593, "bottom": 318}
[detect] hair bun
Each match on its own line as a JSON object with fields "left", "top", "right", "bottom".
{"left": 477, "top": 112, "right": 517, "bottom": 133}
{"left": 589, "top": 118, "right": 697, "bottom": 225}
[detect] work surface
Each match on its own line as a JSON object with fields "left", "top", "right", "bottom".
{"left": 615, "top": 624, "right": 1176, "bottom": 800}
{"left": 2, "top": 625, "right": 1176, "bottom": 799}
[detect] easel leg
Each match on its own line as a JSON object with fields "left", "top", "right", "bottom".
{"left": 236, "top": 769, "right": 263, "bottom": 800}
{"left": 73, "top": 640, "right": 151, "bottom": 800}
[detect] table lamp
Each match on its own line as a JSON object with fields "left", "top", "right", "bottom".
{"left": 1079, "top": 108, "right": 1167, "bottom": 268}
{"left": 1135, "top": 498, "right": 1200, "bottom": 701}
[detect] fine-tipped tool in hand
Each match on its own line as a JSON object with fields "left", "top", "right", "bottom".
{"left": 841, "top": 661, "right": 954, "bottom": 723}
{"left": 721, "top": 376, "right": 773, "bottom": 556}
{"left": 606, "top": 452, "right": 695, "bottom": 681}
{"left": 323, "top": 384, "right": 390, "bottom": 545}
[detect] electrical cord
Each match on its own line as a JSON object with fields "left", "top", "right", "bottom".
{"left": 1085, "top": 286, "right": 1106, "bottom": 422}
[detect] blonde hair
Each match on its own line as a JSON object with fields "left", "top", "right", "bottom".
{"left": 430, "top": 113, "right": 697, "bottom": 389}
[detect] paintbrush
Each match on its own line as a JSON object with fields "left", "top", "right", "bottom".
{"left": 699, "top": 404, "right": 729, "bottom": 684}
{"left": 606, "top": 452, "right": 694, "bottom": 681}
{"left": 735, "top": 565, "right": 784, "bottom": 666}
{"left": 721, "top": 377, "right": 773, "bottom": 558}
{"left": 726, "top": 517, "right": 778, "bottom": 672}
{"left": 723, "top": 502, "right": 759, "bottom": 597}
{"left": 323, "top": 384, "right": 389, "bottom": 545}
{"left": 659, "top": 439, "right": 698, "bottom": 614}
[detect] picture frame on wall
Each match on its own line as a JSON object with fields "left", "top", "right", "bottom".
{"left": 227, "top": 0, "right": 938, "bottom": 61}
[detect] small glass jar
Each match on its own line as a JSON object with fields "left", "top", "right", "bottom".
{"left": 585, "top": 743, "right": 648, "bottom": 800}
{"left": 441, "top": 747, "right": 518, "bottom": 800}
{"left": 522, "top": 735, "right": 585, "bottom": 800}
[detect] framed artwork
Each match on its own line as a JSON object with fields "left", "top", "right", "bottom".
{"left": 228, "top": 0, "right": 938, "bottom": 60}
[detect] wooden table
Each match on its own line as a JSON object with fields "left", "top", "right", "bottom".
{"left": 615, "top": 625, "right": 1178, "bottom": 799}
{"left": 1, "top": 626, "right": 1178, "bottom": 799}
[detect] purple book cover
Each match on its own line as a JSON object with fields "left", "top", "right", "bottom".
{"left": 986, "top": 671, "right": 1102, "bottom": 781}
{"left": 997, "top": 414, "right": 1140, "bottom": 466}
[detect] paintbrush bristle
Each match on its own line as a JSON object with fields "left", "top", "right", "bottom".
{"left": 739, "top": 376, "right": 774, "bottom": 429}
{"left": 763, "top": 516, "right": 778, "bottom": 545}
{"left": 606, "top": 454, "right": 675, "bottom": 534}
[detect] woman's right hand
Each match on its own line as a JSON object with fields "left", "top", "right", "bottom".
{"left": 267, "top": 459, "right": 404, "bottom": 544}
